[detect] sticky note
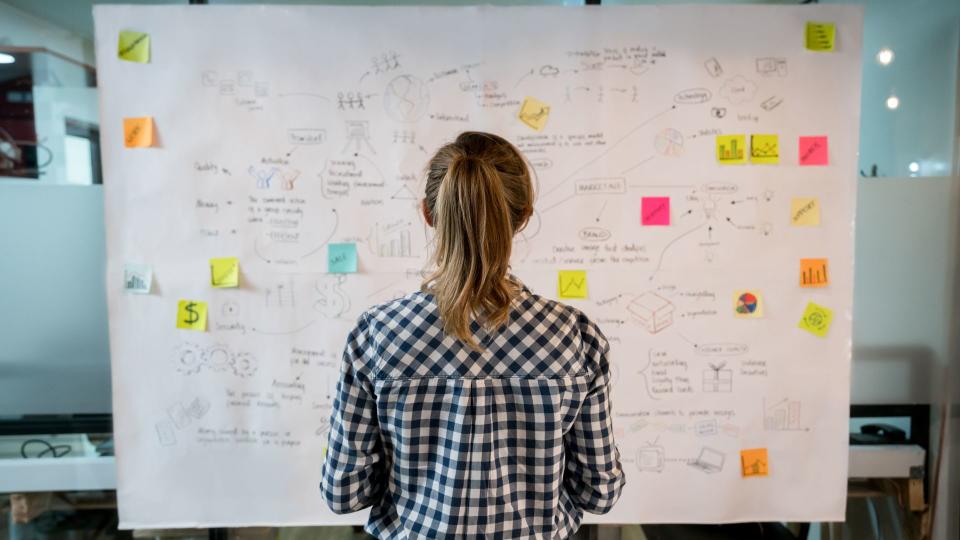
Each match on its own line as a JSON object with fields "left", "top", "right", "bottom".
{"left": 741, "top": 448, "right": 769, "bottom": 477}
{"left": 641, "top": 197, "right": 670, "bottom": 226}
{"left": 123, "top": 117, "right": 154, "bottom": 148}
{"left": 805, "top": 21, "right": 836, "bottom": 52}
{"left": 558, "top": 270, "right": 588, "bottom": 299}
{"left": 518, "top": 97, "right": 550, "bottom": 132}
{"left": 800, "top": 258, "right": 829, "bottom": 287}
{"left": 118, "top": 31, "right": 150, "bottom": 63}
{"left": 733, "top": 290, "right": 763, "bottom": 318}
{"left": 176, "top": 300, "right": 207, "bottom": 331}
{"left": 716, "top": 135, "right": 746, "bottom": 164}
{"left": 123, "top": 263, "right": 152, "bottom": 294}
{"left": 799, "top": 136, "right": 828, "bottom": 165}
{"left": 791, "top": 198, "right": 820, "bottom": 227}
{"left": 210, "top": 257, "right": 239, "bottom": 288}
{"left": 750, "top": 134, "right": 779, "bottom": 164}
{"left": 328, "top": 243, "right": 358, "bottom": 273}
{"left": 798, "top": 301, "right": 833, "bottom": 337}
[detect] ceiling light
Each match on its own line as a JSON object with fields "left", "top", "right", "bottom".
{"left": 0, "top": 53, "right": 15, "bottom": 65}
{"left": 875, "top": 48, "right": 894, "bottom": 66}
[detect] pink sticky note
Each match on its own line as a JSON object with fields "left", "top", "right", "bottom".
{"left": 642, "top": 197, "right": 670, "bottom": 226}
{"left": 799, "top": 136, "right": 828, "bottom": 166}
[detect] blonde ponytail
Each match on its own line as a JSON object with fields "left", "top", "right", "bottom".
{"left": 422, "top": 132, "right": 533, "bottom": 348}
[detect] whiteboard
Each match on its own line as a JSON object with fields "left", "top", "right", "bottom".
{"left": 95, "top": 4, "right": 862, "bottom": 528}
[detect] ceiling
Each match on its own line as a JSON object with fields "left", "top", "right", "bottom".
{"left": 4, "top": 0, "right": 184, "bottom": 39}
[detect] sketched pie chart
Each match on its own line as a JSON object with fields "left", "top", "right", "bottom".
{"left": 654, "top": 128, "right": 684, "bottom": 156}
{"left": 383, "top": 75, "right": 430, "bottom": 122}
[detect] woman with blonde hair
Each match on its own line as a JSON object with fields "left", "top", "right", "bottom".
{"left": 322, "top": 131, "right": 625, "bottom": 539}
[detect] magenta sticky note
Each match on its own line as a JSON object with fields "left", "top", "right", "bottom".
{"left": 799, "top": 136, "right": 828, "bottom": 166}
{"left": 642, "top": 197, "right": 670, "bottom": 226}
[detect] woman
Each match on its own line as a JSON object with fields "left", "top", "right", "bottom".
{"left": 321, "top": 131, "right": 625, "bottom": 539}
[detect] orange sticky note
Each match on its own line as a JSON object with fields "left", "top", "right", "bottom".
{"left": 124, "top": 117, "right": 154, "bottom": 148}
{"left": 741, "top": 448, "right": 768, "bottom": 477}
{"left": 800, "top": 258, "right": 829, "bottom": 287}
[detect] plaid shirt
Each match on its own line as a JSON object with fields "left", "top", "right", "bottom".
{"left": 321, "top": 277, "right": 625, "bottom": 539}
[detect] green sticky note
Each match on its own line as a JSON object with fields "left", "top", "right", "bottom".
{"left": 805, "top": 22, "right": 835, "bottom": 52}
{"left": 328, "top": 243, "right": 357, "bottom": 273}
{"left": 798, "top": 301, "right": 833, "bottom": 337}
{"left": 118, "top": 31, "right": 150, "bottom": 63}
{"left": 558, "top": 270, "right": 588, "bottom": 299}
{"left": 210, "top": 257, "right": 239, "bottom": 288}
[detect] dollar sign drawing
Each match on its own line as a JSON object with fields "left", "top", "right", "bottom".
{"left": 184, "top": 302, "right": 200, "bottom": 325}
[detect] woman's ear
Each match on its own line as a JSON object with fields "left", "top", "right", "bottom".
{"left": 421, "top": 199, "right": 434, "bottom": 227}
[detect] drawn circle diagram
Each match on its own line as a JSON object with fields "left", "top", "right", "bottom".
{"left": 654, "top": 128, "right": 684, "bottom": 156}
{"left": 735, "top": 292, "right": 759, "bottom": 315}
{"left": 383, "top": 75, "right": 430, "bottom": 122}
{"left": 173, "top": 342, "right": 204, "bottom": 375}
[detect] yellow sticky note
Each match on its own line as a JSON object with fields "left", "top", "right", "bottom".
{"left": 518, "top": 97, "right": 550, "bottom": 132}
{"left": 210, "top": 257, "right": 239, "bottom": 288}
{"left": 733, "top": 290, "right": 763, "bottom": 318}
{"left": 798, "top": 301, "right": 833, "bottom": 337}
{"left": 750, "top": 134, "right": 779, "bottom": 164}
{"left": 176, "top": 300, "right": 207, "bottom": 331}
{"left": 805, "top": 21, "right": 836, "bottom": 52}
{"left": 741, "top": 448, "right": 769, "bottom": 477}
{"left": 118, "top": 30, "right": 150, "bottom": 63}
{"left": 716, "top": 135, "right": 746, "bottom": 164}
{"left": 800, "top": 258, "right": 829, "bottom": 287}
{"left": 123, "top": 117, "right": 154, "bottom": 148}
{"left": 558, "top": 270, "right": 588, "bottom": 299}
{"left": 791, "top": 198, "right": 820, "bottom": 227}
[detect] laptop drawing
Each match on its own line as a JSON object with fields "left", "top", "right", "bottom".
{"left": 688, "top": 447, "right": 725, "bottom": 473}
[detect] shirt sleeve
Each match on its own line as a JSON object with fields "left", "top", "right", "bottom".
{"left": 562, "top": 316, "right": 626, "bottom": 514}
{"left": 320, "top": 314, "right": 387, "bottom": 513}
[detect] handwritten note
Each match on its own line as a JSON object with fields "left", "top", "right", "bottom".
{"left": 176, "top": 300, "right": 207, "bottom": 332}
{"left": 741, "top": 448, "right": 769, "bottom": 477}
{"left": 799, "top": 136, "right": 828, "bottom": 165}
{"left": 517, "top": 96, "right": 551, "bottom": 132}
{"left": 805, "top": 21, "right": 836, "bottom": 52}
{"left": 123, "top": 263, "right": 152, "bottom": 294}
{"left": 558, "top": 270, "right": 588, "bottom": 299}
{"left": 800, "top": 258, "right": 829, "bottom": 287}
{"left": 328, "top": 243, "right": 358, "bottom": 273}
{"left": 798, "top": 302, "right": 833, "bottom": 337}
{"left": 641, "top": 197, "right": 670, "bottom": 226}
{"left": 210, "top": 257, "right": 239, "bottom": 288}
{"left": 118, "top": 30, "right": 150, "bottom": 63}
{"left": 716, "top": 134, "right": 747, "bottom": 164}
{"left": 791, "top": 198, "right": 821, "bottom": 227}
{"left": 123, "top": 117, "right": 154, "bottom": 148}
{"left": 750, "top": 134, "right": 779, "bottom": 164}
{"left": 733, "top": 290, "right": 763, "bottom": 318}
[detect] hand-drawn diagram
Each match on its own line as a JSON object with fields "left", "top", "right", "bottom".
{"left": 98, "top": 4, "right": 859, "bottom": 526}
{"left": 173, "top": 342, "right": 258, "bottom": 377}
{"left": 628, "top": 292, "right": 675, "bottom": 334}
{"left": 383, "top": 75, "right": 430, "bottom": 122}
{"left": 687, "top": 446, "right": 725, "bottom": 473}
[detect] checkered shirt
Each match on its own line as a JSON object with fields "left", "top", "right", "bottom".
{"left": 321, "top": 277, "right": 625, "bottom": 539}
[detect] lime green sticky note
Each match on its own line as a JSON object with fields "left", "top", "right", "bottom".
{"left": 750, "top": 134, "right": 779, "bottom": 164}
{"left": 716, "top": 135, "right": 747, "bottom": 164}
{"left": 328, "top": 243, "right": 358, "bottom": 273}
{"left": 805, "top": 22, "right": 835, "bottom": 52}
{"left": 798, "top": 301, "right": 833, "bottom": 337}
{"left": 210, "top": 257, "right": 239, "bottom": 288}
{"left": 176, "top": 300, "right": 207, "bottom": 331}
{"left": 118, "top": 31, "right": 150, "bottom": 63}
{"left": 558, "top": 270, "right": 588, "bottom": 299}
